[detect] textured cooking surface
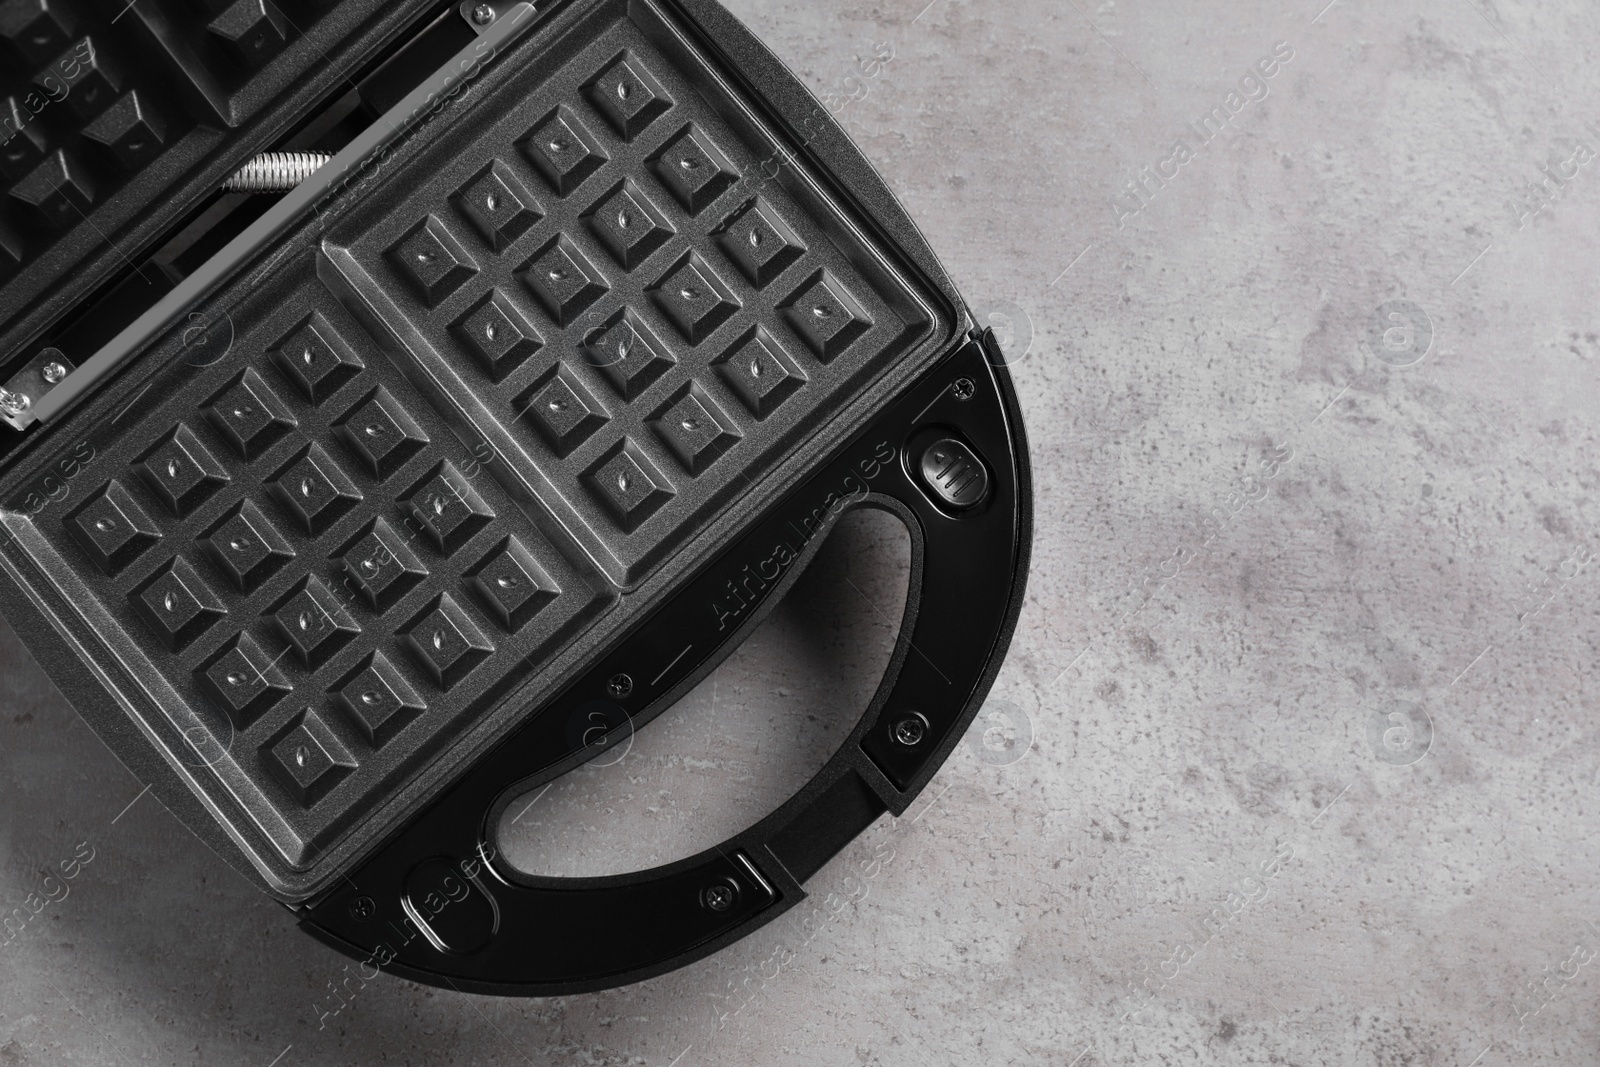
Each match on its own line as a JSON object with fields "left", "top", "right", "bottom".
{"left": 329, "top": 4, "right": 926, "bottom": 585}
{"left": 20, "top": 257, "right": 608, "bottom": 863}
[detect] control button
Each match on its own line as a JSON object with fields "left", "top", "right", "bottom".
{"left": 918, "top": 437, "right": 989, "bottom": 511}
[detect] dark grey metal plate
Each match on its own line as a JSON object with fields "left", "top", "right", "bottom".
{"left": 325, "top": 2, "right": 933, "bottom": 586}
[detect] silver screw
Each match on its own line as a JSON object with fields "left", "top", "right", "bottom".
{"left": 42, "top": 361, "right": 67, "bottom": 385}
{"left": 471, "top": 3, "right": 496, "bottom": 24}
{"left": 701, "top": 883, "right": 736, "bottom": 913}
{"left": 0, "top": 388, "right": 29, "bottom": 416}
{"left": 892, "top": 714, "right": 927, "bottom": 747}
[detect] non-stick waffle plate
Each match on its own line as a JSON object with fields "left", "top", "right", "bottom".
{"left": 0, "top": 0, "right": 1030, "bottom": 994}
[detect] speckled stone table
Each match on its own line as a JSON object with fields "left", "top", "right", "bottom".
{"left": 4, "top": 0, "right": 1599, "bottom": 1064}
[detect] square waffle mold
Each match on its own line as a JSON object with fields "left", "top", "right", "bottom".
{"left": 322, "top": 4, "right": 934, "bottom": 587}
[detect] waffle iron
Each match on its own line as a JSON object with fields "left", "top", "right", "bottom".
{"left": 0, "top": 0, "right": 1031, "bottom": 994}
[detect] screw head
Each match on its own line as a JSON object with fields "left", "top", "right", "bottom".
{"left": 471, "top": 2, "right": 496, "bottom": 24}
{"left": 350, "top": 896, "right": 376, "bottom": 921}
{"left": 42, "top": 361, "right": 66, "bottom": 385}
{"left": 607, "top": 673, "right": 634, "bottom": 699}
{"left": 891, "top": 714, "right": 928, "bottom": 747}
{"left": 0, "top": 389, "right": 29, "bottom": 416}
{"left": 701, "top": 882, "right": 737, "bottom": 913}
{"left": 951, "top": 378, "right": 976, "bottom": 402}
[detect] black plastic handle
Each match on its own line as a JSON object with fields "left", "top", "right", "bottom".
{"left": 298, "top": 333, "right": 1030, "bottom": 995}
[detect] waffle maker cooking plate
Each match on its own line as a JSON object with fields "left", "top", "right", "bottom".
{"left": 0, "top": 0, "right": 1030, "bottom": 994}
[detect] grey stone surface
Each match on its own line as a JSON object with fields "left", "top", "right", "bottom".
{"left": 3, "top": 0, "right": 1600, "bottom": 1063}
